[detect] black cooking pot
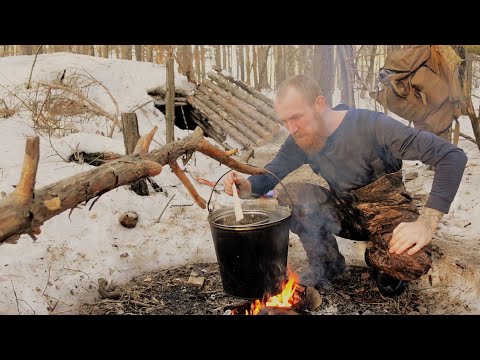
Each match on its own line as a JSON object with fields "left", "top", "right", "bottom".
{"left": 207, "top": 170, "right": 292, "bottom": 299}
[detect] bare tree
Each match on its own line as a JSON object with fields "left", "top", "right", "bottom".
{"left": 313, "top": 45, "right": 335, "bottom": 107}
{"left": 135, "top": 45, "right": 143, "bottom": 61}
{"left": 338, "top": 45, "right": 355, "bottom": 108}
{"left": 275, "top": 45, "right": 285, "bottom": 89}
{"left": 245, "top": 45, "right": 251, "bottom": 86}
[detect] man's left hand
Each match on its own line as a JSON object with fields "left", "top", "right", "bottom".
{"left": 389, "top": 220, "right": 432, "bottom": 256}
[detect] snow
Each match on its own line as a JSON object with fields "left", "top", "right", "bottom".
{"left": 0, "top": 52, "right": 478, "bottom": 315}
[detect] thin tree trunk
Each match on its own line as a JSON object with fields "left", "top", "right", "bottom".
{"left": 275, "top": 45, "right": 285, "bottom": 89}
{"left": 238, "top": 45, "right": 245, "bottom": 81}
{"left": 121, "top": 113, "right": 149, "bottom": 195}
{"left": 257, "top": 45, "right": 270, "bottom": 90}
{"left": 200, "top": 45, "right": 206, "bottom": 81}
{"left": 135, "top": 45, "right": 143, "bottom": 61}
{"left": 166, "top": 47, "right": 175, "bottom": 143}
{"left": 222, "top": 45, "right": 227, "bottom": 70}
{"left": 362, "top": 45, "right": 377, "bottom": 98}
{"left": 245, "top": 45, "right": 251, "bottom": 86}
{"left": 313, "top": 45, "right": 335, "bottom": 107}
{"left": 215, "top": 45, "right": 221, "bottom": 69}
{"left": 146, "top": 45, "right": 154, "bottom": 63}
{"left": 338, "top": 45, "right": 355, "bottom": 108}
{"left": 252, "top": 45, "right": 258, "bottom": 89}
{"left": 194, "top": 45, "right": 202, "bottom": 84}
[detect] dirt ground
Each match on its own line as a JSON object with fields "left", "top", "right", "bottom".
{"left": 79, "top": 262, "right": 429, "bottom": 315}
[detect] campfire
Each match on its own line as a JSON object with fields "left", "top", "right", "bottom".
{"left": 224, "top": 270, "right": 322, "bottom": 315}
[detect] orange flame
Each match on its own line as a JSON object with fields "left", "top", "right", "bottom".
{"left": 249, "top": 269, "right": 300, "bottom": 315}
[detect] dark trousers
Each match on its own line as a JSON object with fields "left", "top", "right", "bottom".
{"left": 277, "top": 171, "right": 432, "bottom": 281}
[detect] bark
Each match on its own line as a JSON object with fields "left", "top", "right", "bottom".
{"left": 213, "top": 65, "right": 274, "bottom": 108}
{"left": 189, "top": 109, "right": 229, "bottom": 148}
{"left": 0, "top": 127, "right": 265, "bottom": 243}
{"left": 252, "top": 45, "right": 258, "bottom": 89}
{"left": 207, "top": 71, "right": 279, "bottom": 128}
{"left": 176, "top": 45, "right": 195, "bottom": 84}
{"left": 313, "top": 45, "right": 335, "bottom": 107}
{"left": 238, "top": 45, "right": 245, "bottom": 81}
{"left": 194, "top": 45, "right": 202, "bottom": 84}
{"left": 214, "top": 45, "right": 221, "bottom": 69}
{"left": 363, "top": 45, "right": 377, "bottom": 97}
{"left": 275, "top": 45, "right": 285, "bottom": 89}
{"left": 222, "top": 45, "right": 227, "bottom": 70}
{"left": 200, "top": 80, "right": 273, "bottom": 140}
{"left": 122, "top": 113, "right": 149, "bottom": 196}
{"left": 146, "top": 45, "right": 154, "bottom": 63}
{"left": 257, "top": 45, "right": 270, "bottom": 90}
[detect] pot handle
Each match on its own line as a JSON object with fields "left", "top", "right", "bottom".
{"left": 207, "top": 167, "right": 295, "bottom": 213}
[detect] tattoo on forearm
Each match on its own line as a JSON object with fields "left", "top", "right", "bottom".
{"left": 418, "top": 207, "right": 445, "bottom": 232}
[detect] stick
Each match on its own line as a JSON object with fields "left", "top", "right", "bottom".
{"left": 155, "top": 194, "right": 176, "bottom": 223}
{"left": 26, "top": 45, "right": 44, "bottom": 90}
{"left": 232, "top": 183, "right": 244, "bottom": 222}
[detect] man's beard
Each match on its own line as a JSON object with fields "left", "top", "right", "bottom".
{"left": 293, "top": 133, "right": 327, "bottom": 154}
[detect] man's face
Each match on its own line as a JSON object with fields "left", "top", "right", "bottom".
{"left": 275, "top": 88, "right": 325, "bottom": 153}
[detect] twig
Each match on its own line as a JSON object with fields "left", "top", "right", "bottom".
{"left": 26, "top": 45, "right": 44, "bottom": 90}
{"left": 155, "top": 194, "right": 176, "bottom": 223}
{"left": 41, "top": 265, "right": 52, "bottom": 296}
{"left": 130, "top": 100, "right": 153, "bottom": 112}
{"left": 10, "top": 280, "right": 20, "bottom": 314}
{"left": 459, "top": 131, "right": 477, "bottom": 144}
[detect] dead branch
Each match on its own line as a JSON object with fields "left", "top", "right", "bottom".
{"left": 37, "top": 82, "right": 119, "bottom": 137}
{"left": 0, "top": 127, "right": 265, "bottom": 243}
{"left": 26, "top": 45, "right": 44, "bottom": 90}
{"left": 170, "top": 161, "right": 206, "bottom": 209}
{"left": 155, "top": 194, "right": 176, "bottom": 223}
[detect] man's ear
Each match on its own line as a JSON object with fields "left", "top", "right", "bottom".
{"left": 314, "top": 95, "right": 327, "bottom": 112}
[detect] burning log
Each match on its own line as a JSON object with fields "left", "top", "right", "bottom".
{"left": 0, "top": 127, "right": 266, "bottom": 244}
{"left": 224, "top": 283, "right": 323, "bottom": 315}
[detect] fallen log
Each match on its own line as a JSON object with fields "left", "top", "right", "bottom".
{"left": 0, "top": 127, "right": 265, "bottom": 244}
{"left": 187, "top": 95, "right": 257, "bottom": 149}
{"left": 194, "top": 92, "right": 265, "bottom": 146}
{"left": 207, "top": 71, "right": 278, "bottom": 123}
{"left": 212, "top": 66, "right": 275, "bottom": 108}
{"left": 196, "top": 84, "right": 272, "bottom": 141}
{"left": 203, "top": 79, "right": 280, "bottom": 135}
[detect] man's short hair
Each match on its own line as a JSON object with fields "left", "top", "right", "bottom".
{"left": 275, "top": 75, "right": 324, "bottom": 105}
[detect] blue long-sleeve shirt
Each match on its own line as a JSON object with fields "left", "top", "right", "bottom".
{"left": 248, "top": 108, "right": 468, "bottom": 214}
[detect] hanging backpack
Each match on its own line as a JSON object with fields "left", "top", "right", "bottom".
{"left": 370, "top": 45, "right": 465, "bottom": 135}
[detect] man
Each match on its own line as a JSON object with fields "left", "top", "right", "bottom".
{"left": 223, "top": 75, "right": 468, "bottom": 296}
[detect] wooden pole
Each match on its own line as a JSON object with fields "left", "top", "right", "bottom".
{"left": 166, "top": 46, "right": 175, "bottom": 143}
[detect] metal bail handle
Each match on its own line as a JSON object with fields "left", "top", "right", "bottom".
{"left": 206, "top": 167, "right": 295, "bottom": 213}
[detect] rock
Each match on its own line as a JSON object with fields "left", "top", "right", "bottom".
{"left": 119, "top": 212, "right": 138, "bottom": 228}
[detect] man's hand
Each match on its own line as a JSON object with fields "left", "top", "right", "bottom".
{"left": 223, "top": 171, "right": 252, "bottom": 199}
{"left": 389, "top": 207, "right": 444, "bottom": 255}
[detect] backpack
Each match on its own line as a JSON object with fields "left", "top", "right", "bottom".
{"left": 370, "top": 45, "right": 465, "bottom": 135}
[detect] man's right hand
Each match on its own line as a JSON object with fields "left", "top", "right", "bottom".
{"left": 223, "top": 171, "right": 252, "bottom": 199}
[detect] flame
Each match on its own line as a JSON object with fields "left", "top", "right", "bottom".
{"left": 249, "top": 269, "right": 300, "bottom": 315}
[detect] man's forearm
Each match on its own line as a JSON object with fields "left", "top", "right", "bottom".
{"left": 418, "top": 207, "right": 445, "bottom": 233}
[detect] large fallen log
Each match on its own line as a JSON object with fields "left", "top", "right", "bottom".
{"left": 0, "top": 127, "right": 265, "bottom": 244}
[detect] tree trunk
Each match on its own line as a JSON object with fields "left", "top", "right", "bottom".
{"left": 146, "top": 45, "right": 154, "bottom": 63}
{"left": 338, "top": 45, "right": 355, "bottom": 108}
{"left": 200, "top": 45, "right": 206, "bottom": 82}
{"left": 245, "top": 45, "right": 251, "bottom": 86}
{"left": 176, "top": 45, "right": 195, "bottom": 83}
{"left": 257, "top": 46, "right": 270, "bottom": 90}
{"left": 252, "top": 45, "right": 258, "bottom": 89}
{"left": 362, "top": 45, "right": 377, "bottom": 98}
{"left": 166, "top": 47, "right": 175, "bottom": 143}
{"left": 275, "top": 45, "right": 285, "bottom": 89}
{"left": 20, "top": 45, "right": 33, "bottom": 55}
{"left": 238, "top": 45, "right": 245, "bottom": 81}
{"left": 222, "top": 45, "right": 227, "bottom": 70}
{"left": 215, "top": 45, "right": 221, "bottom": 69}
{"left": 313, "top": 45, "right": 335, "bottom": 107}
{"left": 194, "top": 45, "right": 202, "bottom": 84}
{"left": 135, "top": 45, "right": 143, "bottom": 61}
{"left": 121, "top": 45, "right": 132, "bottom": 60}
{"left": 0, "top": 128, "right": 266, "bottom": 243}
{"left": 121, "top": 113, "right": 149, "bottom": 195}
